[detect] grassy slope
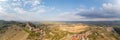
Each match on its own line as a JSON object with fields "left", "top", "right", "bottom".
{"left": 0, "top": 21, "right": 120, "bottom": 40}
{"left": 39, "top": 23, "right": 120, "bottom": 40}
{"left": 0, "top": 25, "right": 29, "bottom": 40}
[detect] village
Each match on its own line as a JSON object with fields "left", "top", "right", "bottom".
{"left": 71, "top": 31, "right": 91, "bottom": 40}
{"left": 25, "top": 22, "right": 45, "bottom": 40}
{"left": 25, "top": 22, "right": 91, "bottom": 40}
{"left": 24, "top": 22, "right": 118, "bottom": 40}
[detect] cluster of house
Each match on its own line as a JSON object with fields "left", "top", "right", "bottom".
{"left": 25, "top": 22, "right": 43, "bottom": 33}
{"left": 106, "top": 27, "right": 114, "bottom": 32}
{"left": 71, "top": 31, "right": 91, "bottom": 40}
{"left": 25, "top": 22, "right": 46, "bottom": 40}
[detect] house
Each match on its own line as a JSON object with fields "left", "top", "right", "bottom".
{"left": 25, "top": 22, "right": 36, "bottom": 31}
{"left": 71, "top": 31, "right": 91, "bottom": 40}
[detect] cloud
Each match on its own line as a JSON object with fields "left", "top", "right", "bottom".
{"left": 0, "top": 0, "right": 56, "bottom": 21}
{"left": 23, "top": 0, "right": 41, "bottom": 8}
{"left": 0, "top": 0, "right": 6, "bottom": 2}
{"left": 57, "top": 3, "right": 120, "bottom": 21}
{"left": 0, "top": 0, "right": 120, "bottom": 21}
{"left": 114, "top": 0, "right": 120, "bottom": 6}
{"left": 76, "top": 5, "right": 120, "bottom": 18}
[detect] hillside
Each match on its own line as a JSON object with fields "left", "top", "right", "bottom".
{"left": 0, "top": 25, "right": 28, "bottom": 40}
{"left": 39, "top": 23, "right": 120, "bottom": 40}
{"left": 0, "top": 21, "right": 120, "bottom": 40}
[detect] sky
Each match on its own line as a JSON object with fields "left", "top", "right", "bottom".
{"left": 0, "top": 0, "right": 120, "bottom": 21}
